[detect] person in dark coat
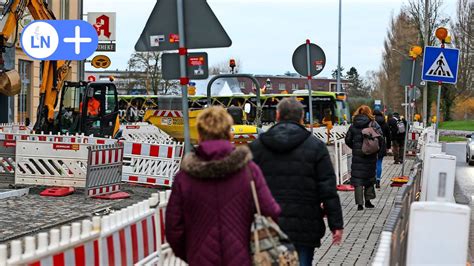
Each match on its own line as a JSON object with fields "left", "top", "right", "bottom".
{"left": 388, "top": 112, "right": 407, "bottom": 164}
{"left": 345, "top": 105, "right": 382, "bottom": 210}
{"left": 249, "top": 98, "right": 344, "bottom": 266}
{"left": 373, "top": 110, "right": 391, "bottom": 188}
{"left": 166, "top": 106, "right": 281, "bottom": 266}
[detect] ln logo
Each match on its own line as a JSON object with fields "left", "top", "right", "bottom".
{"left": 21, "top": 20, "right": 98, "bottom": 60}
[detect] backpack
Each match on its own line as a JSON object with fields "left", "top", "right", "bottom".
{"left": 396, "top": 118, "right": 406, "bottom": 134}
{"left": 361, "top": 122, "right": 381, "bottom": 155}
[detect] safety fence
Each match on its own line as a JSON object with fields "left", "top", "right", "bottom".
{"left": 120, "top": 123, "right": 175, "bottom": 144}
{"left": 310, "top": 125, "right": 350, "bottom": 144}
{"left": 0, "top": 191, "right": 186, "bottom": 266}
{"left": 0, "top": 123, "right": 31, "bottom": 134}
{"left": 122, "top": 141, "right": 184, "bottom": 187}
{"left": 334, "top": 138, "right": 352, "bottom": 187}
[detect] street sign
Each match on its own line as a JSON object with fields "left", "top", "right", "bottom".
{"left": 400, "top": 58, "right": 423, "bottom": 87}
{"left": 135, "top": 0, "right": 231, "bottom": 51}
{"left": 162, "top": 52, "right": 209, "bottom": 80}
{"left": 409, "top": 87, "right": 422, "bottom": 101}
{"left": 292, "top": 43, "right": 326, "bottom": 77}
{"left": 422, "top": 46, "right": 460, "bottom": 84}
{"left": 91, "top": 55, "right": 111, "bottom": 69}
{"left": 88, "top": 12, "right": 116, "bottom": 42}
{"left": 97, "top": 43, "right": 116, "bottom": 52}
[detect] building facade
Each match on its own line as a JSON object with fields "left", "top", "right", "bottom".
{"left": 0, "top": 0, "right": 80, "bottom": 124}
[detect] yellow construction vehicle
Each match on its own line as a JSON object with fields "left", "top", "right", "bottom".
{"left": 0, "top": 0, "right": 120, "bottom": 137}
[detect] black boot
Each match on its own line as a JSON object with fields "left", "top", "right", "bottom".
{"left": 376, "top": 181, "right": 380, "bottom": 188}
{"left": 357, "top": 205, "right": 364, "bottom": 211}
{"left": 365, "top": 200, "right": 375, "bottom": 208}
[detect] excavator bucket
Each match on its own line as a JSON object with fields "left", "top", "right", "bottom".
{"left": 0, "top": 69, "right": 20, "bottom": 96}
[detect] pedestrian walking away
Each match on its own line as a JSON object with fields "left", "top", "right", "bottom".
{"left": 250, "top": 97, "right": 344, "bottom": 266}
{"left": 165, "top": 106, "right": 281, "bottom": 266}
{"left": 345, "top": 105, "right": 383, "bottom": 211}
{"left": 373, "top": 110, "right": 391, "bottom": 188}
{"left": 388, "top": 112, "right": 407, "bottom": 164}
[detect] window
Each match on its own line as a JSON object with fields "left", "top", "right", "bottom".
{"left": 17, "top": 60, "right": 32, "bottom": 123}
{"left": 278, "top": 83, "right": 286, "bottom": 90}
{"left": 105, "top": 85, "right": 117, "bottom": 114}
{"left": 292, "top": 83, "right": 298, "bottom": 90}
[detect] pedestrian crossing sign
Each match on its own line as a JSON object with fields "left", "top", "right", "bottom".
{"left": 422, "top": 46, "right": 460, "bottom": 84}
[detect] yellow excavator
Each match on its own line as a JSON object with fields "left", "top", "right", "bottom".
{"left": 0, "top": 0, "right": 120, "bottom": 137}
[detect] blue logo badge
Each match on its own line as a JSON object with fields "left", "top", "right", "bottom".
{"left": 20, "top": 20, "right": 98, "bottom": 60}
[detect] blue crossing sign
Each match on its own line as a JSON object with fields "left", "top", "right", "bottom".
{"left": 422, "top": 46, "right": 460, "bottom": 84}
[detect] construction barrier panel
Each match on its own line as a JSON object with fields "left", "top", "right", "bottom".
{"left": 0, "top": 123, "right": 31, "bottom": 134}
{"left": 0, "top": 194, "right": 164, "bottom": 266}
{"left": 85, "top": 143, "right": 124, "bottom": 197}
{"left": 334, "top": 138, "right": 352, "bottom": 186}
{"left": 0, "top": 140, "right": 15, "bottom": 184}
{"left": 122, "top": 141, "right": 184, "bottom": 187}
{"left": 120, "top": 123, "right": 175, "bottom": 144}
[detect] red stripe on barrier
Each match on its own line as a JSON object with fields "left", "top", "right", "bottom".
{"left": 29, "top": 262, "right": 41, "bottom": 266}
{"left": 115, "top": 148, "right": 119, "bottom": 163}
{"left": 131, "top": 223, "right": 139, "bottom": 263}
{"left": 132, "top": 143, "right": 142, "bottom": 155}
{"left": 119, "top": 229, "right": 127, "bottom": 266}
{"left": 71, "top": 137, "right": 76, "bottom": 143}
{"left": 142, "top": 219, "right": 150, "bottom": 257}
{"left": 21, "top": 135, "right": 27, "bottom": 140}
{"left": 6, "top": 134, "right": 13, "bottom": 140}
{"left": 167, "top": 147, "right": 172, "bottom": 158}
{"left": 52, "top": 252, "right": 65, "bottom": 266}
{"left": 74, "top": 245, "right": 86, "bottom": 266}
{"left": 109, "top": 149, "right": 113, "bottom": 164}
{"left": 152, "top": 216, "right": 157, "bottom": 251}
{"left": 107, "top": 235, "right": 115, "bottom": 266}
{"left": 39, "top": 136, "right": 46, "bottom": 141}
{"left": 93, "top": 240, "right": 100, "bottom": 266}
{"left": 146, "top": 178, "right": 156, "bottom": 184}
{"left": 97, "top": 139, "right": 105, "bottom": 144}
{"left": 129, "top": 176, "right": 138, "bottom": 182}
{"left": 102, "top": 150, "right": 106, "bottom": 165}
{"left": 159, "top": 208, "right": 166, "bottom": 243}
{"left": 164, "top": 179, "right": 170, "bottom": 185}
{"left": 150, "top": 145, "right": 159, "bottom": 157}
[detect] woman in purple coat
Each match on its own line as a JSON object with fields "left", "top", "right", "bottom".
{"left": 165, "top": 106, "right": 281, "bottom": 266}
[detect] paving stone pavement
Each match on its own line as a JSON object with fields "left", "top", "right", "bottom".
{"left": 0, "top": 185, "right": 160, "bottom": 243}
{"left": 313, "top": 157, "right": 414, "bottom": 265}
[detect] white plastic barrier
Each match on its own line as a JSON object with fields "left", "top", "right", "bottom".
{"left": 372, "top": 231, "right": 392, "bottom": 266}
{"left": 334, "top": 138, "right": 352, "bottom": 186}
{"left": 122, "top": 141, "right": 184, "bottom": 187}
{"left": 0, "top": 140, "right": 15, "bottom": 184}
{"left": 120, "top": 123, "right": 175, "bottom": 144}
{"left": 0, "top": 123, "right": 31, "bottom": 134}
{"left": 331, "top": 125, "right": 349, "bottom": 142}
{"left": 424, "top": 154, "right": 456, "bottom": 203}
{"left": 420, "top": 143, "right": 443, "bottom": 201}
{"left": 406, "top": 201, "right": 470, "bottom": 265}
{"left": 0, "top": 194, "right": 163, "bottom": 266}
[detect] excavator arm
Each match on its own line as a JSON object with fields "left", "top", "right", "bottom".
{"left": 0, "top": 0, "right": 71, "bottom": 131}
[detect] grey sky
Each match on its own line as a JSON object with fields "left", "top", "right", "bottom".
{"left": 84, "top": 0, "right": 456, "bottom": 78}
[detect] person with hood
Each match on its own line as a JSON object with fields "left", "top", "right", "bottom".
{"left": 388, "top": 112, "right": 407, "bottom": 164}
{"left": 250, "top": 98, "right": 344, "bottom": 266}
{"left": 345, "top": 105, "right": 382, "bottom": 210}
{"left": 373, "top": 110, "right": 391, "bottom": 188}
{"left": 165, "top": 106, "right": 281, "bottom": 266}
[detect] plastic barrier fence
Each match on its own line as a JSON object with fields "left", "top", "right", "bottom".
{"left": 85, "top": 143, "right": 124, "bottom": 197}
{"left": 0, "top": 123, "right": 31, "bottom": 134}
{"left": 309, "top": 125, "right": 349, "bottom": 144}
{"left": 120, "top": 123, "right": 175, "bottom": 144}
{"left": 122, "top": 142, "right": 184, "bottom": 187}
{"left": 334, "top": 138, "right": 352, "bottom": 186}
{"left": 0, "top": 140, "right": 15, "bottom": 184}
{"left": 0, "top": 194, "right": 163, "bottom": 266}
{"left": 232, "top": 134, "right": 258, "bottom": 145}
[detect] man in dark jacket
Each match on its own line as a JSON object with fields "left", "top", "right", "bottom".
{"left": 250, "top": 98, "right": 344, "bottom": 266}
{"left": 373, "top": 110, "right": 391, "bottom": 188}
{"left": 388, "top": 112, "right": 407, "bottom": 164}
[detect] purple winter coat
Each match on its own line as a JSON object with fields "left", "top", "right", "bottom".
{"left": 165, "top": 140, "right": 281, "bottom": 266}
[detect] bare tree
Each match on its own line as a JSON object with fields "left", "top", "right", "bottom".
{"left": 128, "top": 52, "right": 180, "bottom": 95}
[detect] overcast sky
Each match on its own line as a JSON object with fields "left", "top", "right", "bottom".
{"left": 84, "top": 0, "right": 457, "bottom": 78}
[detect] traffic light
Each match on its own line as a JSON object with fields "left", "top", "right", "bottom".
{"left": 229, "top": 59, "right": 236, "bottom": 73}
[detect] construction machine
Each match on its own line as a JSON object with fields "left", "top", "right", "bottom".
{"left": 0, "top": 0, "right": 120, "bottom": 137}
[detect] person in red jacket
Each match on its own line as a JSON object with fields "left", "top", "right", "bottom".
{"left": 165, "top": 106, "right": 280, "bottom": 266}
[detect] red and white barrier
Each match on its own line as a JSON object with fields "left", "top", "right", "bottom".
{"left": 122, "top": 142, "right": 184, "bottom": 187}
{"left": 232, "top": 134, "right": 258, "bottom": 145}
{"left": 120, "top": 123, "right": 174, "bottom": 144}
{"left": 152, "top": 110, "right": 184, "bottom": 118}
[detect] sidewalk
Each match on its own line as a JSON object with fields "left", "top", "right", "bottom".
{"left": 314, "top": 158, "right": 414, "bottom": 265}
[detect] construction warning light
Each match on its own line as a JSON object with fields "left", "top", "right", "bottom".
{"left": 435, "top": 27, "right": 448, "bottom": 41}
{"left": 409, "top": 46, "right": 423, "bottom": 58}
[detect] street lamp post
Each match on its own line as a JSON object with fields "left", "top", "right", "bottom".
{"left": 336, "top": 0, "right": 342, "bottom": 92}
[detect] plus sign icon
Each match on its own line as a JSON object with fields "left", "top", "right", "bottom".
{"left": 20, "top": 20, "right": 98, "bottom": 60}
